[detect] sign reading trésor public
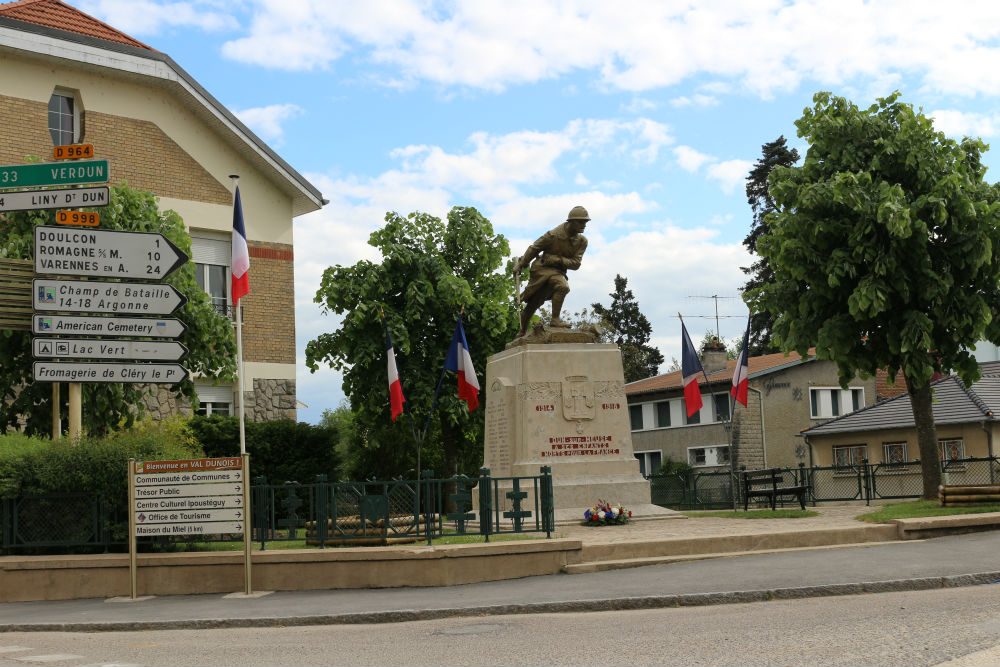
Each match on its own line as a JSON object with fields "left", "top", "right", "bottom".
{"left": 0, "top": 160, "right": 109, "bottom": 189}
{"left": 33, "top": 278, "right": 187, "bottom": 315}
{"left": 0, "top": 186, "right": 109, "bottom": 213}
{"left": 34, "top": 226, "right": 188, "bottom": 279}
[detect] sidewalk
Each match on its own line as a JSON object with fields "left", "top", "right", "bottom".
{"left": 4, "top": 504, "right": 1000, "bottom": 632}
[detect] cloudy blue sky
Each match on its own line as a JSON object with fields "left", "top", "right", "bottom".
{"left": 78, "top": 0, "right": 1000, "bottom": 423}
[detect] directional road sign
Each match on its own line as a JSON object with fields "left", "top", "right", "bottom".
{"left": 134, "top": 521, "right": 244, "bottom": 536}
{"left": 135, "top": 507, "right": 244, "bottom": 523}
{"left": 34, "top": 226, "right": 188, "bottom": 279}
{"left": 33, "top": 337, "right": 188, "bottom": 361}
{"left": 33, "top": 278, "right": 187, "bottom": 315}
{"left": 133, "top": 481, "right": 243, "bottom": 498}
{"left": 134, "top": 494, "right": 243, "bottom": 511}
{"left": 33, "top": 361, "right": 189, "bottom": 384}
{"left": 0, "top": 159, "right": 108, "bottom": 188}
{"left": 33, "top": 314, "right": 187, "bottom": 338}
{"left": 0, "top": 186, "right": 109, "bottom": 212}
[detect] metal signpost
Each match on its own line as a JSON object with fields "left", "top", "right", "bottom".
{"left": 33, "top": 337, "right": 187, "bottom": 361}
{"left": 0, "top": 186, "right": 109, "bottom": 212}
{"left": 32, "top": 278, "right": 187, "bottom": 314}
{"left": 33, "top": 226, "right": 188, "bottom": 279}
{"left": 0, "top": 159, "right": 109, "bottom": 188}
{"left": 33, "top": 361, "right": 189, "bottom": 384}
{"left": 128, "top": 457, "right": 252, "bottom": 598}
{"left": 33, "top": 314, "right": 187, "bottom": 338}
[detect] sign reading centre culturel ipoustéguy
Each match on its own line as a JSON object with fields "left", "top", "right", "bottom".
{"left": 33, "top": 226, "right": 188, "bottom": 279}
{"left": 0, "top": 160, "right": 109, "bottom": 189}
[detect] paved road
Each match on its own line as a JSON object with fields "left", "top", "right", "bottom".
{"left": 3, "top": 586, "right": 1000, "bottom": 666}
{"left": 3, "top": 530, "right": 1000, "bottom": 630}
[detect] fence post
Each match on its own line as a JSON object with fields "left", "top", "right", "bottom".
{"left": 540, "top": 466, "right": 554, "bottom": 538}
{"left": 862, "top": 459, "right": 871, "bottom": 506}
{"left": 421, "top": 470, "right": 434, "bottom": 546}
{"left": 2, "top": 497, "right": 10, "bottom": 552}
{"left": 478, "top": 468, "right": 492, "bottom": 542}
{"left": 253, "top": 475, "right": 268, "bottom": 550}
{"left": 314, "top": 474, "right": 328, "bottom": 549}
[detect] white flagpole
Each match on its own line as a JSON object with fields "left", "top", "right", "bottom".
{"left": 231, "top": 174, "right": 247, "bottom": 457}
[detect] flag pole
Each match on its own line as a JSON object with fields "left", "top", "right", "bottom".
{"left": 231, "top": 175, "right": 247, "bottom": 457}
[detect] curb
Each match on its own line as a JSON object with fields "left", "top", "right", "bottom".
{"left": 3, "top": 571, "right": 999, "bottom": 633}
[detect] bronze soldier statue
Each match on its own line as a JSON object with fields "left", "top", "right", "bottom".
{"left": 512, "top": 205, "right": 590, "bottom": 337}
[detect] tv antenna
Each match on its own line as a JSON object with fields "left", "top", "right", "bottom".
{"left": 687, "top": 295, "right": 742, "bottom": 339}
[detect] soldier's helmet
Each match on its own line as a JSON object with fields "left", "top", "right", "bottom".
{"left": 566, "top": 205, "right": 590, "bottom": 222}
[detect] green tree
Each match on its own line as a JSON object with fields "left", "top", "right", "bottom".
{"left": 305, "top": 207, "right": 517, "bottom": 480}
{"left": 742, "top": 136, "right": 799, "bottom": 356}
{"left": 751, "top": 92, "right": 1000, "bottom": 498}
{"left": 0, "top": 184, "right": 237, "bottom": 435}
{"left": 591, "top": 274, "right": 664, "bottom": 382}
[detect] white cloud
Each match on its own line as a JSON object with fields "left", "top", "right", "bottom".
{"left": 77, "top": 0, "right": 237, "bottom": 35}
{"left": 706, "top": 159, "right": 753, "bottom": 195}
{"left": 217, "top": 1, "right": 1000, "bottom": 98}
{"left": 929, "top": 109, "right": 1000, "bottom": 139}
{"left": 232, "top": 104, "right": 303, "bottom": 144}
{"left": 670, "top": 94, "right": 719, "bottom": 108}
{"left": 673, "top": 145, "right": 713, "bottom": 172}
{"left": 622, "top": 97, "right": 658, "bottom": 114}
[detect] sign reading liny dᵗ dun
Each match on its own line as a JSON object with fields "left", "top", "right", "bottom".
{"left": 0, "top": 160, "right": 109, "bottom": 189}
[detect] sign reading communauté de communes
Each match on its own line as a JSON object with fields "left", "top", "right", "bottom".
{"left": 0, "top": 160, "right": 109, "bottom": 188}
{"left": 0, "top": 186, "right": 109, "bottom": 212}
{"left": 34, "top": 226, "right": 188, "bottom": 279}
{"left": 131, "top": 458, "right": 246, "bottom": 536}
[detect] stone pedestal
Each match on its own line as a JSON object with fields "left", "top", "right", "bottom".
{"left": 480, "top": 342, "right": 665, "bottom": 516}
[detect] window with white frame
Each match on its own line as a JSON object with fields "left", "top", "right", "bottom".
{"left": 634, "top": 450, "right": 662, "bottom": 477}
{"left": 939, "top": 438, "right": 965, "bottom": 464}
{"left": 195, "top": 384, "right": 233, "bottom": 417}
{"left": 832, "top": 444, "right": 867, "bottom": 467}
{"left": 687, "top": 445, "right": 730, "bottom": 468}
{"left": 48, "top": 90, "right": 79, "bottom": 145}
{"left": 883, "top": 442, "right": 908, "bottom": 466}
{"left": 191, "top": 237, "right": 232, "bottom": 318}
{"left": 714, "top": 394, "right": 730, "bottom": 422}
{"left": 810, "top": 387, "right": 864, "bottom": 419}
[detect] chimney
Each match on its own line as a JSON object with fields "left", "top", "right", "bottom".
{"left": 701, "top": 340, "right": 728, "bottom": 374}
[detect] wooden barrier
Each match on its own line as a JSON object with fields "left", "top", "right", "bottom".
{"left": 939, "top": 484, "right": 1000, "bottom": 507}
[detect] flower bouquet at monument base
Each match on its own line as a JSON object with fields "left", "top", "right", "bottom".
{"left": 583, "top": 499, "right": 631, "bottom": 526}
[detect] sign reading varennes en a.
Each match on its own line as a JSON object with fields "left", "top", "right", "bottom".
{"left": 0, "top": 160, "right": 109, "bottom": 189}
{"left": 33, "top": 226, "right": 188, "bottom": 279}
{"left": 0, "top": 186, "right": 109, "bottom": 212}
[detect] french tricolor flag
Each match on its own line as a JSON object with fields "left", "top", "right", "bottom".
{"left": 680, "top": 320, "right": 704, "bottom": 418}
{"left": 231, "top": 186, "right": 250, "bottom": 306}
{"left": 731, "top": 317, "right": 751, "bottom": 407}
{"left": 384, "top": 322, "right": 405, "bottom": 422}
{"left": 445, "top": 316, "right": 480, "bottom": 412}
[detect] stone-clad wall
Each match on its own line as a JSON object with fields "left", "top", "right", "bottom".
{"left": 141, "top": 379, "right": 297, "bottom": 422}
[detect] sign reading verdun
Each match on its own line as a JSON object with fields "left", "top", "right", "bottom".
{"left": 0, "top": 160, "right": 109, "bottom": 188}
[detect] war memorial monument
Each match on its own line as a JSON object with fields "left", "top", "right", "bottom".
{"left": 481, "top": 206, "right": 674, "bottom": 518}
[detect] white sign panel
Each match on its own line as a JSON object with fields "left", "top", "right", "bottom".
{"left": 0, "top": 186, "right": 109, "bottom": 212}
{"left": 33, "top": 337, "right": 188, "bottom": 361}
{"left": 131, "top": 458, "right": 245, "bottom": 538}
{"left": 134, "top": 495, "right": 243, "bottom": 511}
{"left": 134, "top": 521, "right": 244, "bottom": 536}
{"left": 33, "top": 314, "right": 187, "bottom": 338}
{"left": 34, "top": 226, "right": 188, "bottom": 279}
{"left": 33, "top": 361, "right": 189, "bottom": 384}
{"left": 32, "top": 278, "right": 186, "bottom": 315}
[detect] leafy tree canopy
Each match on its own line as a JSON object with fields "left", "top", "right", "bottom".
{"left": 751, "top": 92, "right": 1000, "bottom": 496}
{"left": 305, "top": 207, "right": 517, "bottom": 480}
{"left": 591, "top": 274, "right": 664, "bottom": 382}
{"left": 0, "top": 184, "right": 237, "bottom": 436}
{"left": 742, "top": 136, "right": 799, "bottom": 356}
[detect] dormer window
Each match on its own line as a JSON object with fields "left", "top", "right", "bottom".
{"left": 48, "top": 92, "right": 78, "bottom": 145}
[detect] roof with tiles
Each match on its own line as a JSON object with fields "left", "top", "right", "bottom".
{"left": 804, "top": 361, "right": 1000, "bottom": 436}
{"left": 0, "top": 0, "right": 153, "bottom": 50}
{"left": 625, "top": 349, "right": 812, "bottom": 396}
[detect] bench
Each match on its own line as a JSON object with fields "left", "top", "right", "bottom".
{"left": 741, "top": 468, "right": 808, "bottom": 511}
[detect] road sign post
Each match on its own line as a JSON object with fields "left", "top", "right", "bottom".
{"left": 33, "top": 314, "right": 187, "bottom": 338}
{"left": 0, "top": 159, "right": 108, "bottom": 188}
{"left": 33, "top": 337, "right": 187, "bottom": 361}
{"left": 33, "top": 361, "right": 189, "bottom": 384}
{"left": 34, "top": 226, "right": 188, "bottom": 279}
{"left": 32, "top": 278, "right": 187, "bottom": 314}
{"left": 0, "top": 186, "right": 109, "bottom": 212}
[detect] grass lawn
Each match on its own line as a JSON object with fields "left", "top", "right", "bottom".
{"left": 857, "top": 500, "right": 1000, "bottom": 523}
{"left": 682, "top": 509, "right": 819, "bottom": 519}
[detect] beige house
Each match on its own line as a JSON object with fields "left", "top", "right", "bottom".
{"left": 0, "top": 0, "right": 324, "bottom": 420}
{"left": 625, "top": 347, "right": 885, "bottom": 475}
{"left": 803, "top": 362, "right": 1000, "bottom": 468}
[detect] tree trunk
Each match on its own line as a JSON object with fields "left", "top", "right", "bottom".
{"left": 908, "top": 380, "right": 941, "bottom": 499}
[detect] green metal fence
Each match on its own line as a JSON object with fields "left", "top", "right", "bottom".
{"left": 649, "top": 470, "right": 736, "bottom": 509}
{"left": 1, "top": 467, "right": 554, "bottom": 554}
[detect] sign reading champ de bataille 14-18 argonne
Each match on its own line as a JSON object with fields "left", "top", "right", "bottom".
{"left": 32, "top": 278, "right": 186, "bottom": 315}
{"left": 33, "top": 226, "right": 188, "bottom": 279}
{"left": 132, "top": 458, "right": 246, "bottom": 536}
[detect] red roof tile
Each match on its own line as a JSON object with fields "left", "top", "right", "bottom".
{"left": 625, "top": 349, "right": 812, "bottom": 395}
{"left": 0, "top": 0, "right": 154, "bottom": 50}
